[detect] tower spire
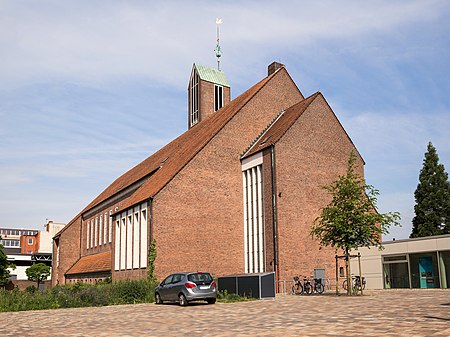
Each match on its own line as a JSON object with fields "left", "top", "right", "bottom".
{"left": 215, "top": 18, "right": 222, "bottom": 70}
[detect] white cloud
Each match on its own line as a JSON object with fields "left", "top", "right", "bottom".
{"left": 0, "top": 0, "right": 446, "bottom": 89}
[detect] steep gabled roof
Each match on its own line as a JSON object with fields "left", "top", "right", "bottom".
{"left": 65, "top": 251, "right": 111, "bottom": 275}
{"left": 242, "top": 92, "right": 321, "bottom": 158}
{"left": 82, "top": 69, "right": 281, "bottom": 216}
{"left": 241, "top": 91, "right": 365, "bottom": 164}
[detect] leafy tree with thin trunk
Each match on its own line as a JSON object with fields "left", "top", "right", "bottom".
{"left": 410, "top": 142, "right": 450, "bottom": 238}
{"left": 26, "top": 263, "right": 51, "bottom": 289}
{"left": 0, "top": 236, "right": 16, "bottom": 287}
{"left": 311, "top": 152, "right": 400, "bottom": 295}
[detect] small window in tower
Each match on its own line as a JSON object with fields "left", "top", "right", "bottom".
{"left": 214, "top": 84, "right": 224, "bottom": 112}
{"left": 28, "top": 238, "right": 33, "bottom": 245}
{"left": 189, "top": 72, "right": 199, "bottom": 127}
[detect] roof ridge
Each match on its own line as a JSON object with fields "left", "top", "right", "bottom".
{"left": 240, "top": 109, "right": 286, "bottom": 158}
{"left": 240, "top": 92, "right": 321, "bottom": 159}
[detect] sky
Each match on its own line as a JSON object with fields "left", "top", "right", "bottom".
{"left": 1, "top": 0, "right": 449, "bottom": 241}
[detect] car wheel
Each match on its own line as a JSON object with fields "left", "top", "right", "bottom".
{"left": 155, "top": 292, "right": 163, "bottom": 304}
{"left": 207, "top": 298, "right": 216, "bottom": 304}
{"left": 179, "top": 293, "right": 188, "bottom": 306}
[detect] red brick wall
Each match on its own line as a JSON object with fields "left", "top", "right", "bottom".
{"left": 152, "top": 69, "right": 304, "bottom": 281}
{"left": 20, "top": 235, "right": 38, "bottom": 254}
{"left": 273, "top": 94, "right": 364, "bottom": 282}
{"left": 199, "top": 80, "right": 231, "bottom": 123}
{"left": 52, "top": 216, "right": 82, "bottom": 285}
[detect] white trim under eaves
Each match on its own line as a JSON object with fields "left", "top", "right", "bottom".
{"left": 241, "top": 152, "right": 263, "bottom": 171}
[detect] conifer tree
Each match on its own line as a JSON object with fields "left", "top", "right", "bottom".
{"left": 411, "top": 142, "right": 450, "bottom": 238}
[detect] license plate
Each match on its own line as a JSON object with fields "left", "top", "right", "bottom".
{"left": 199, "top": 285, "right": 209, "bottom": 290}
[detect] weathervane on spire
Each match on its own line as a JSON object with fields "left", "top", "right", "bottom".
{"left": 215, "top": 18, "right": 222, "bottom": 70}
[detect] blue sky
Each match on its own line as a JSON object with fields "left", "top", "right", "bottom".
{"left": 1, "top": 0, "right": 449, "bottom": 240}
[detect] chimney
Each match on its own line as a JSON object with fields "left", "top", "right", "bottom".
{"left": 268, "top": 62, "right": 285, "bottom": 76}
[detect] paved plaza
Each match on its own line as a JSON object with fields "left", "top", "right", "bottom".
{"left": 1, "top": 289, "right": 449, "bottom": 336}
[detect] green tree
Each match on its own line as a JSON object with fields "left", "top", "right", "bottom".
{"left": 0, "top": 235, "right": 16, "bottom": 286}
{"left": 411, "top": 142, "right": 450, "bottom": 238}
{"left": 26, "top": 263, "right": 51, "bottom": 288}
{"left": 311, "top": 152, "right": 400, "bottom": 294}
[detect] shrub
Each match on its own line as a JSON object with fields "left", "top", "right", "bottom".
{"left": 0, "top": 278, "right": 156, "bottom": 312}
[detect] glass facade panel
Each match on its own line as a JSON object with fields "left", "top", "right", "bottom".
{"left": 439, "top": 250, "right": 450, "bottom": 289}
{"left": 409, "top": 253, "right": 440, "bottom": 289}
{"left": 383, "top": 262, "right": 409, "bottom": 288}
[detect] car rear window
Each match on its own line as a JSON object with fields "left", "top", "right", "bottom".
{"left": 187, "top": 273, "right": 213, "bottom": 285}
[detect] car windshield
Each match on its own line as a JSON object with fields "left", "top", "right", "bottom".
{"left": 187, "top": 273, "right": 212, "bottom": 285}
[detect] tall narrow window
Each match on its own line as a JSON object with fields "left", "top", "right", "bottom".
{"left": 90, "top": 219, "right": 94, "bottom": 248}
{"left": 126, "top": 214, "right": 133, "bottom": 270}
{"left": 104, "top": 212, "right": 108, "bottom": 244}
{"left": 114, "top": 219, "right": 120, "bottom": 271}
{"left": 133, "top": 211, "right": 140, "bottom": 269}
{"left": 109, "top": 210, "right": 113, "bottom": 243}
{"left": 87, "top": 221, "right": 90, "bottom": 249}
{"left": 120, "top": 216, "right": 126, "bottom": 270}
{"left": 242, "top": 164, "right": 264, "bottom": 274}
{"left": 214, "top": 84, "right": 224, "bottom": 112}
{"left": 94, "top": 217, "right": 98, "bottom": 247}
{"left": 140, "top": 208, "right": 148, "bottom": 268}
{"left": 99, "top": 215, "right": 103, "bottom": 246}
{"left": 189, "top": 72, "right": 199, "bottom": 126}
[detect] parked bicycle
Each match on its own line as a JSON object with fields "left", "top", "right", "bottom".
{"left": 292, "top": 275, "right": 325, "bottom": 295}
{"left": 302, "top": 276, "right": 314, "bottom": 295}
{"left": 291, "top": 276, "right": 303, "bottom": 295}
{"left": 343, "top": 275, "right": 366, "bottom": 291}
{"left": 313, "top": 278, "right": 325, "bottom": 294}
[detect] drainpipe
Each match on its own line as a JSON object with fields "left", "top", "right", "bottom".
{"left": 270, "top": 145, "right": 279, "bottom": 291}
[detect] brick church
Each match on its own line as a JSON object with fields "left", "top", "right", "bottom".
{"left": 52, "top": 61, "right": 364, "bottom": 286}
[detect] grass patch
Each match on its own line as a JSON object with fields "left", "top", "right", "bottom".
{"left": 216, "top": 290, "right": 254, "bottom": 303}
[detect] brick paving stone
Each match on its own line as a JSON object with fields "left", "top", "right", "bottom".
{"left": 0, "top": 289, "right": 449, "bottom": 336}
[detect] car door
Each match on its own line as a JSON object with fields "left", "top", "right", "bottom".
{"left": 158, "top": 275, "right": 174, "bottom": 301}
{"left": 167, "top": 274, "right": 183, "bottom": 300}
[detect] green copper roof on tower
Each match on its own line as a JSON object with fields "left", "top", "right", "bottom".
{"left": 194, "top": 64, "right": 229, "bottom": 87}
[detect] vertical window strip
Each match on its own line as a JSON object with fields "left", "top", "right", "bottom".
{"left": 120, "top": 216, "right": 126, "bottom": 270}
{"left": 104, "top": 212, "right": 108, "bottom": 245}
{"left": 99, "top": 216, "right": 103, "bottom": 246}
{"left": 126, "top": 214, "right": 132, "bottom": 270}
{"left": 86, "top": 221, "right": 90, "bottom": 249}
{"left": 257, "top": 165, "right": 264, "bottom": 272}
{"left": 242, "top": 164, "right": 265, "bottom": 274}
{"left": 246, "top": 170, "right": 253, "bottom": 273}
{"left": 90, "top": 219, "right": 94, "bottom": 248}
{"left": 190, "top": 72, "right": 199, "bottom": 126}
{"left": 252, "top": 167, "right": 259, "bottom": 273}
{"left": 243, "top": 172, "right": 249, "bottom": 273}
{"left": 140, "top": 208, "right": 148, "bottom": 268}
{"left": 94, "top": 218, "right": 98, "bottom": 247}
{"left": 109, "top": 211, "right": 113, "bottom": 243}
{"left": 114, "top": 219, "right": 120, "bottom": 271}
{"left": 133, "top": 212, "right": 140, "bottom": 269}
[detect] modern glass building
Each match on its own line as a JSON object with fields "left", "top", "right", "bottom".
{"left": 351, "top": 234, "right": 450, "bottom": 289}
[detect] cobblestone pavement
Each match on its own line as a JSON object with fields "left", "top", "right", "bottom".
{"left": 1, "top": 289, "right": 449, "bottom": 336}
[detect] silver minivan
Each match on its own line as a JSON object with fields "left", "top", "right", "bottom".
{"left": 155, "top": 272, "right": 216, "bottom": 306}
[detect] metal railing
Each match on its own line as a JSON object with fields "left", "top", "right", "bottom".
{"left": 277, "top": 278, "right": 337, "bottom": 295}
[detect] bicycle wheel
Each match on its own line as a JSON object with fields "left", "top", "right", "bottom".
{"left": 315, "top": 283, "right": 325, "bottom": 294}
{"left": 292, "top": 283, "right": 303, "bottom": 295}
{"left": 304, "top": 283, "right": 313, "bottom": 295}
{"left": 342, "top": 279, "right": 348, "bottom": 290}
